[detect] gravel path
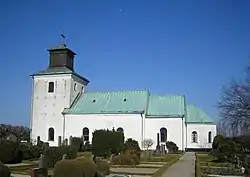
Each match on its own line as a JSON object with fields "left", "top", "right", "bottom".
{"left": 161, "top": 152, "right": 195, "bottom": 177}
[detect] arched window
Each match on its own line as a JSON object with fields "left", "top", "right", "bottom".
{"left": 48, "top": 127, "right": 55, "bottom": 141}
{"left": 48, "top": 82, "right": 54, "bottom": 93}
{"left": 191, "top": 131, "right": 198, "bottom": 143}
{"left": 208, "top": 131, "right": 212, "bottom": 143}
{"left": 82, "top": 127, "right": 89, "bottom": 141}
{"left": 160, "top": 127, "right": 167, "bottom": 142}
{"left": 117, "top": 127, "right": 124, "bottom": 133}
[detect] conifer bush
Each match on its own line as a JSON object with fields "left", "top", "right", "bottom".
{"left": 0, "top": 140, "right": 23, "bottom": 164}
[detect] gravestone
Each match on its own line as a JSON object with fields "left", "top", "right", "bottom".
{"left": 31, "top": 168, "right": 48, "bottom": 177}
{"left": 62, "top": 154, "right": 67, "bottom": 160}
{"left": 109, "top": 153, "right": 115, "bottom": 163}
{"left": 31, "top": 155, "right": 48, "bottom": 177}
{"left": 58, "top": 136, "right": 62, "bottom": 146}
{"left": 69, "top": 136, "right": 73, "bottom": 145}
{"left": 64, "top": 138, "right": 68, "bottom": 145}
{"left": 38, "top": 154, "right": 47, "bottom": 169}
{"left": 156, "top": 133, "right": 160, "bottom": 154}
{"left": 37, "top": 136, "right": 41, "bottom": 146}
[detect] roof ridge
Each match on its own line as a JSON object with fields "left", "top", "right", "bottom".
{"left": 150, "top": 94, "right": 185, "bottom": 97}
{"left": 84, "top": 89, "right": 149, "bottom": 94}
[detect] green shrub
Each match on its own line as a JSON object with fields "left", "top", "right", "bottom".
{"left": 166, "top": 141, "right": 179, "bottom": 153}
{"left": 0, "top": 140, "right": 23, "bottom": 164}
{"left": 43, "top": 145, "right": 77, "bottom": 167}
{"left": 53, "top": 159, "right": 82, "bottom": 177}
{"left": 54, "top": 156, "right": 98, "bottom": 177}
{"left": 128, "top": 153, "right": 140, "bottom": 165}
{"left": 92, "top": 129, "right": 124, "bottom": 157}
{"left": 112, "top": 152, "right": 139, "bottom": 165}
{"left": 75, "top": 156, "right": 98, "bottom": 177}
{"left": 96, "top": 160, "right": 110, "bottom": 175}
{"left": 0, "top": 162, "right": 10, "bottom": 177}
{"left": 124, "top": 138, "right": 141, "bottom": 160}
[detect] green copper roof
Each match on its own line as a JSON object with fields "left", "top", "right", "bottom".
{"left": 31, "top": 66, "right": 89, "bottom": 83}
{"left": 63, "top": 90, "right": 149, "bottom": 114}
{"left": 63, "top": 90, "right": 214, "bottom": 123}
{"left": 146, "top": 95, "right": 185, "bottom": 117}
{"left": 186, "top": 105, "right": 214, "bottom": 123}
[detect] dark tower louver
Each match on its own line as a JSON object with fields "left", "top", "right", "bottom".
{"left": 47, "top": 44, "right": 76, "bottom": 71}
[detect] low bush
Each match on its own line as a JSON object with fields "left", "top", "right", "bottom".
{"left": 75, "top": 156, "right": 98, "bottom": 177}
{"left": 96, "top": 160, "right": 110, "bottom": 175}
{"left": 53, "top": 156, "right": 98, "bottom": 177}
{"left": 124, "top": 138, "right": 141, "bottom": 159}
{"left": 166, "top": 141, "right": 179, "bottom": 153}
{"left": 43, "top": 145, "right": 77, "bottom": 168}
{"left": 53, "top": 159, "right": 82, "bottom": 177}
{"left": 0, "top": 162, "right": 10, "bottom": 177}
{"left": 112, "top": 152, "right": 140, "bottom": 166}
{"left": 0, "top": 140, "right": 23, "bottom": 164}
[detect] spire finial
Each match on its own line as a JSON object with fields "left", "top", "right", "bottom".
{"left": 60, "top": 31, "right": 66, "bottom": 44}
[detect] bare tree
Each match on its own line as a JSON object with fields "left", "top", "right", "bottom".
{"left": 0, "top": 124, "right": 30, "bottom": 141}
{"left": 218, "top": 79, "right": 250, "bottom": 137}
{"left": 142, "top": 138, "right": 154, "bottom": 150}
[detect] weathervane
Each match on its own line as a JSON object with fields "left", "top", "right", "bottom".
{"left": 60, "top": 31, "right": 66, "bottom": 44}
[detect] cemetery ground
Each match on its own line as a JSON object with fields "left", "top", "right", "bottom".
{"left": 8, "top": 151, "right": 184, "bottom": 177}
{"left": 195, "top": 152, "right": 245, "bottom": 177}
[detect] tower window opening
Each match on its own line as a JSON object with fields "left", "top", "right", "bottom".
{"left": 48, "top": 82, "right": 54, "bottom": 93}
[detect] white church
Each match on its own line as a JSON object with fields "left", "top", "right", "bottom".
{"left": 30, "top": 42, "right": 217, "bottom": 151}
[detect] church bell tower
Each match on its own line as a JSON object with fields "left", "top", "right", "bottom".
{"left": 30, "top": 37, "right": 89, "bottom": 146}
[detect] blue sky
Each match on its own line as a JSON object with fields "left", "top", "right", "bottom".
{"left": 1, "top": 0, "right": 250, "bottom": 126}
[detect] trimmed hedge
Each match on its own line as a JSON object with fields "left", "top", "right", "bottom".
{"left": 53, "top": 156, "right": 98, "bottom": 177}
{"left": 43, "top": 145, "right": 77, "bottom": 168}
{"left": 92, "top": 129, "right": 124, "bottom": 157}
{"left": 0, "top": 140, "right": 23, "bottom": 164}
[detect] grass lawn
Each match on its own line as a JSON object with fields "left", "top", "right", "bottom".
{"left": 141, "top": 153, "right": 183, "bottom": 163}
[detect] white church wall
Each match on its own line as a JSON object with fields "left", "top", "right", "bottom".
{"left": 31, "top": 74, "right": 87, "bottom": 147}
{"left": 144, "top": 117, "right": 184, "bottom": 150}
{"left": 64, "top": 114, "right": 143, "bottom": 147}
{"left": 186, "top": 123, "right": 217, "bottom": 149}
